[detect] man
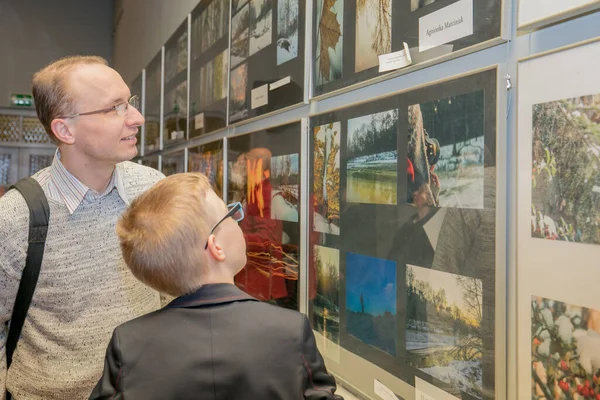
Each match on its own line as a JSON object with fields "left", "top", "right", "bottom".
{"left": 0, "top": 56, "right": 164, "bottom": 399}
{"left": 90, "top": 173, "right": 343, "bottom": 400}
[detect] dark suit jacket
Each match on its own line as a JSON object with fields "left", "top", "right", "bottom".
{"left": 89, "top": 283, "right": 343, "bottom": 400}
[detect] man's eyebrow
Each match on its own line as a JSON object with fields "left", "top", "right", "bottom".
{"left": 110, "top": 94, "right": 131, "bottom": 105}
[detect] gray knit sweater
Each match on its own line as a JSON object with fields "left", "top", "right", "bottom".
{"left": 0, "top": 161, "right": 164, "bottom": 399}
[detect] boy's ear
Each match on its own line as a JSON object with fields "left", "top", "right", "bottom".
{"left": 206, "top": 235, "right": 226, "bottom": 262}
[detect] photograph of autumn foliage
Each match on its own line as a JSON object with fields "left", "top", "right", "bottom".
{"left": 532, "top": 296, "right": 600, "bottom": 400}
{"left": 531, "top": 94, "right": 600, "bottom": 245}
{"left": 355, "top": 0, "right": 392, "bottom": 73}
{"left": 315, "top": 0, "right": 343, "bottom": 86}
{"left": 230, "top": 63, "right": 248, "bottom": 122}
{"left": 314, "top": 122, "right": 340, "bottom": 235}
{"left": 406, "top": 265, "right": 483, "bottom": 399}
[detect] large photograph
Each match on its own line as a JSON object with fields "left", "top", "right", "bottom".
{"left": 346, "top": 109, "right": 398, "bottom": 205}
{"left": 249, "top": 0, "right": 273, "bottom": 57}
{"left": 200, "top": 0, "right": 229, "bottom": 53}
{"left": 313, "top": 245, "right": 341, "bottom": 360}
{"left": 314, "top": 122, "right": 341, "bottom": 235}
{"left": 270, "top": 153, "right": 299, "bottom": 222}
{"left": 355, "top": 0, "right": 392, "bottom": 73}
{"left": 532, "top": 296, "right": 600, "bottom": 400}
{"left": 315, "top": 0, "right": 343, "bottom": 87}
{"left": 408, "top": 90, "right": 486, "bottom": 209}
{"left": 231, "top": 4, "right": 250, "bottom": 68}
{"left": 531, "top": 94, "right": 600, "bottom": 246}
{"left": 230, "top": 63, "right": 248, "bottom": 122}
{"left": 277, "top": 0, "right": 299, "bottom": 65}
{"left": 406, "top": 265, "right": 483, "bottom": 399}
{"left": 346, "top": 252, "right": 397, "bottom": 356}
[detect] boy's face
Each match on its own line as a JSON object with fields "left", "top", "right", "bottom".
{"left": 206, "top": 191, "right": 247, "bottom": 272}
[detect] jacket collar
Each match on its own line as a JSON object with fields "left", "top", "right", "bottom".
{"left": 166, "top": 283, "right": 259, "bottom": 309}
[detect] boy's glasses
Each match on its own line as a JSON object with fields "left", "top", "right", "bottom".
{"left": 204, "top": 202, "right": 244, "bottom": 250}
{"left": 60, "top": 95, "right": 140, "bottom": 119}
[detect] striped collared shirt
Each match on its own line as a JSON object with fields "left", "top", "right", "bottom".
{"left": 43, "top": 150, "right": 130, "bottom": 214}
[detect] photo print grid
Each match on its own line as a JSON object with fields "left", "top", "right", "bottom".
{"left": 308, "top": 69, "right": 497, "bottom": 399}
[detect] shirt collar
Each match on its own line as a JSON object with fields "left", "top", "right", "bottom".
{"left": 49, "top": 149, "right": 130, "bottom": 214}
{"left": 165, "top": 283, "right": 258, "bottom": 309}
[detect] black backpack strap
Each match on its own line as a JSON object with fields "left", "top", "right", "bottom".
{"left": 5, "top": 177, "right": 49, "bottom": 369}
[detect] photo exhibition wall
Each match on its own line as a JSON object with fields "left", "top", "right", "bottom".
{"left": 131, "top": 0, "right": 600, "bottom": 398}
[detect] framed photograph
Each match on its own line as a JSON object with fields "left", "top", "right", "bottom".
{"left": 161, "top": 149, "right": 186, "bottom": 176}
{"left": 144, "top": 50, "right": 162, "bottom": 155}
{"left": 312, "top": 0, "right": 503, "bottom": 97}
{"left": 163, "top": 19, "right": 189, "bottom": 148}
{"left": 227, "top": 121, "right": 302, "bottom": 310}
{"left": 130, "top": 72, "right": 144, "bottom": 157}
{"left": 190, "top": 0, "right": 230, "bottom": 138}
{"left": 188, "top": 139, "right": 224, "bottom": 199}
{"left": 228, "top": 0, "right": 306, "bottom": 123}
{"left": 518, "top": 0, "right": 600, "bottom": 32}
{"left": 517, "top": 39, "right": 600, "bottom": 400}
{"left": 308, "top": 68, "right": 498, "bottom": 399}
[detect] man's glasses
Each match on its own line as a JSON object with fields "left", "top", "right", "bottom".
{"left": 204, "top": 202, "right": 244, "bottom": 250}
{"left": 60, "top": 95, "right": 140, "bottom": 119}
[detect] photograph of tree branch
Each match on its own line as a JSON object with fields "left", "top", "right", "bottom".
{"left": 532, "top": 296, "right": 600, "bottom": 400}
{"left": 406, "top": 264, "right": 483, "bottom": 399}
{"left": 531, "top": 94, "right": 600, "bottom": 245}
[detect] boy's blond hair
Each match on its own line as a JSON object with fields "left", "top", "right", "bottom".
{"left": 32, "top": 55, "right": 109, "bottom": 143}
{"left": 117, "top": 173, "right": 213, "bottom": 296}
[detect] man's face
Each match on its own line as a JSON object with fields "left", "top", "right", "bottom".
{"left": 206, "top": 191, "right": 247, "bottom": 272}
{"left": 63, "top": 64, "right": 144, "bottom": 166}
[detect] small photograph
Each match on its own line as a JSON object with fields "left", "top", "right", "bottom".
{"left": 355, "top": 0, "right": 392, "bottom": 73}
{"left": 346, "top": 109, "right": 398, "bottom": 205}
{"left": 189, "top": 150, "right": 223, "bottom": 196}
{"left": 312, "top": 245, "right": 341, "bottom": 360}
{"left": 231, "top": 3, "right": 250, "bottom": 68}
{"left": 313, "top": 122, "right": 340, "bottom": 235}
{"left": 408, "top": 90, "right": 486, "bottom": 209}
{"left": 249, "top": 0, "right": 273, "bottom": 56}
{"left": 346, "top": 252, "right": 397, "bottom": 356}
{"left": 531, "top": 94, "right": 600, "bottom": 245}
{"left": 233, "top": 0, "right": 249, "bottom": 13}
{"left": 270, "top": 153, "right": 300, "bottom": 222}
{"left": 200, "top": 60, "right": 214, "bottom": 109}
{"left": 411, "top": 0, "right": 438, "bottom": 12}
{"left": 315, "top": 0, "right": 343, "bottom": 86}
{"left": 406, "top": 265, "right": 483, "bottom": 399}
{"left": 532, "top": 297, "right": 600, "bottom": 400}
{"left": 213, "top": 51, "right": 225, "bottom": 102}
{"left": 230, "top": 63, "right": 248, "bottom": 122}
{"left": 277, "top": 0, "right": 299, "bottom": 65}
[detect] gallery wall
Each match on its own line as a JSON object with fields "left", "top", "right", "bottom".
{"left": 119, "top": 0, "right": 600, "bottom": 399}
{"left": 0, "top": 0, "right": 114, "bottom": 108}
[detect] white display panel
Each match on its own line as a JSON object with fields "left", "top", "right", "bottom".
{"left": 517, "top": 39, "right": 600, "bottom": 400}
{"left": 518, "top": 0, "right": 600, "bottom": 31}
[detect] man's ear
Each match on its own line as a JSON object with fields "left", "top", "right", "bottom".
{"left": 206, "top": 234, "right": 226, "bottom": 262}
{"left": 50, "top": 119, "right": 75, "bottom": 145}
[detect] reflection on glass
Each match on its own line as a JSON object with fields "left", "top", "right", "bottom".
{"left": 162, "top": 151, "right": 185, "bottom": 176}
{"left": 188, "top": 141, "right": 223, "bottom": 198}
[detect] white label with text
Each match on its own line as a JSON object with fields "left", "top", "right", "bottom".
{"left": 378, "top": 42, "right": 412, "bottom": 73}
{"left": 251, "top": 84, "right": 269, "bottom": 109}
{"left": 194, "top": 113, "right": 204, "bottom": 130}
{"left": 419, "top": 0, "right": 473, "bottom": 52}
{"left": 270, "top": 76, "right": 291, "bottom": 91}
{"left": 374, "top": 379, "right": 399, "bottom": 400}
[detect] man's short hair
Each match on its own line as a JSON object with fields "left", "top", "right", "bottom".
{"left": 116, "top": 173, "right": 213, "bottom": 297}
{"left": 32, "top": 55, "right": 109, "bottom": 143}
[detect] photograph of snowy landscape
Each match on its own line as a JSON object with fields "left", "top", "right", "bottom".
{"left": 531, "top": 94, "right": 600, "bottom": 245}
{"left": 355, "top": 0, "right": 392, "bottom": 73}
{"left": 313, "top": 122, "right": 340, "bottom": 235}
{"left": 277, "top": 0, "right": 299, "bottom": 65}
{"left": 312, "top": 245, "right": 340, "bottom": 360}
{"left": 199, "top": 0, "right": 229, "bottom": 54}
{"left": 231, "top": 4, "right": 250, "bottom": 68}
{"left": 346, "top": 109, "right": 398, "bottom": 205}
{"left": 270, "top": 153, "right": 299, "bottom": 222}
{"left": 315, "top": 0, "right": 343, "bottom": 86}
{"left": 411, "top": 0, "right": 438, "bottom": 12}
{"left": 531, "top": 296, "right": 600, "bottom": 400}
{"left": 249, "top": 0, "right": 273, "bottom": 57}
{"left": 346, "top": 252, "right": 397, "bottom": 356}
{"left": 230, "top": 63, "right": 248, "bottom": 122}
{"left": 233, "top": 0, "right": 249, "bottom": 13}
{"left": 410, "top": 90, "right": 486, "bottom": 209}
{"left": 406, "top": 264, "right": 483, "bottom": 399}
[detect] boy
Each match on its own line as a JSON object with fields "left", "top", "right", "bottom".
{"left": 90, "top": 173, "right": 343, "bottom": 400}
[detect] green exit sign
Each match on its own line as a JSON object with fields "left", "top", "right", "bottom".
{"left": 10, "top": 93, "right": 33, "bottom": 107}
